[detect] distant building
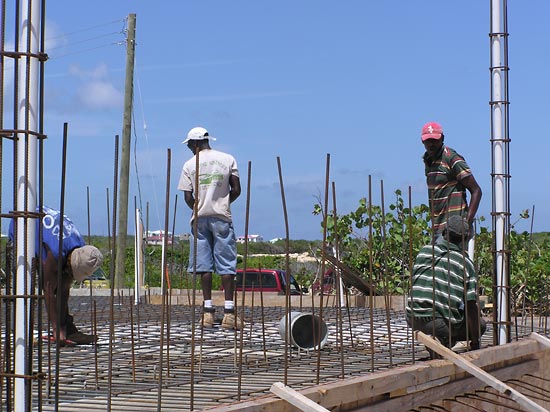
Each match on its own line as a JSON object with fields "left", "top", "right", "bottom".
{"left": 146, "top": 230, "right": 173, "bottom": 246}
{"left": 236, "top": 234, "right": 264, "bottom": 243}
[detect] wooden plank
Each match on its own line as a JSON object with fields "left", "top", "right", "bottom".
{"left": 324, "top": 255, "right": 378, "bottom": 296}
{"left": 351, "top": 359, "right": 541, "bottom": 411}
{"left": 530, "top": 332, "right": 550, "bottom": 348}
{"left": 270, "top": 382, "right": 331, "bottom": 412}
{"left": 416, "top": 331, "right": 549, "bottom": 412}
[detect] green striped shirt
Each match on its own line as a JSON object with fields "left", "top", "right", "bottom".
{"left": 424, "top": 145, "right": 472, "bottom": 236}
{"left": 406, "top": 240, "right": 477, "bottom": 324}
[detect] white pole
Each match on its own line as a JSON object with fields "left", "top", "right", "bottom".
{"left": 134, "top": 208, "right": 143, "bottom": 305}
{"left": 467, "top": 237, "right": 475, "bottom": 259}
{"left": 161, "top": 232, "right": 166, "bottom": 291}
{"left": 491, "top": 0, "right": 509, "bottom": 345}
{"left": 15, "top": 1, "right": 40, "bottom": 410}
{"left": 333, "top": 246, "right": 345, "bottom": 307}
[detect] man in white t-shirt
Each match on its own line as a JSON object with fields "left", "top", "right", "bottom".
{"left": 178, "top": 126, "right": 243, "bottom": 330}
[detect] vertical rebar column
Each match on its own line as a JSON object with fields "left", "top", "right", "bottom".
{"left": 0, "top": 1, "right": 11, "bottom": 407}
{"left": 14, "top": 1, "right": 43, "bottom": 410}
{"left": 489, "top": 0, "right": 511, "bottom": 345}
{"left": 107, "top": 136, "right": 119, "bottom": 411}
{"left": 276, "top": 156, "right": 291, "bottom": 386}
{"left": 237, "top": 161, "right": 252, "bottom": 399}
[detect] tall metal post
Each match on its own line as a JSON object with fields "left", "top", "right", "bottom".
{"left": 115, "top": 13, "right": 136, "bottom": 288}
{"left": 489, "top": 0, "right": 511, "bottom": 345}
{"left": 14, "top": 0, "right": 42, "bottom": 410}
{"left": 134, "top": 205, "right": 144, "bottom": 304}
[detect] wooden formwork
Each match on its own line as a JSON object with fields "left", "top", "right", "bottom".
{"left": 207, "top": 334, "right": 550, "bottom": 412}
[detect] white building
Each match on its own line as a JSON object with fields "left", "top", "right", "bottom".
{"left": 236, "top": 234, "right": 264, "bottom": 243}
{"left": 145, "top": 230, "right": 173, "bottom": 246}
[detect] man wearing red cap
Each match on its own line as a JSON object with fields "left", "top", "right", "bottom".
{"left": 421, "top": 121, "right": 482, "bottom": 242}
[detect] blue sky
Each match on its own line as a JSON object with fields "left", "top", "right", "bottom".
{"left": 2, "top": 1, "right": 549, "bottom": 240}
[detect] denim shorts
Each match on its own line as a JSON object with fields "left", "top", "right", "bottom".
{"left": 188, "top": 217, "right": 237, "bottom": 275}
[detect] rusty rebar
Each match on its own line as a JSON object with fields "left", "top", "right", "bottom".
{"left": 107, "top": 134, "right": 119, "bottom": 411}
{"left": 368, "top": 175, "right": 375, "bottom": 372}
{"left": 316, "top": 153, "right": 330, "bottom": 384}
{"left": 237, "top": 160, "right": 252, "bottom": 399}
{"left": 156, "top": 148, "right": 171, "bottom": 410}
{"left": 276, "top": 156, "right": 290, "bottom": 386}
{"left": 379, "top": 179, "right": 394, "bottom": 367}
{"left": 331, "top": 181, "right": 345, "bottom": 378}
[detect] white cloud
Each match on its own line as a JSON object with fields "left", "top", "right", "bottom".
{"left": 76, "top": 80, "right": 123, "bottom": 110}
{"left": 68, "top": 63, "right": 109, "bottom": 80}
{"left": 53, "top": 63, "right": 124, "bottom": 110}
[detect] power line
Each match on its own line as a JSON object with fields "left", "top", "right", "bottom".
{"left": 132, "top": 58, "right": 164, "bottom": 232}
{"left": 48, "top": 41, "right": 124, "bottom": 60}
{"left": 46, "top": 18, "right": 125, "bottom": 42}
{"left": 46, "top": 17, "right": 127, "bottom": 60}
{"left": 47, "top": 31, "right": 122, "bottom": 52}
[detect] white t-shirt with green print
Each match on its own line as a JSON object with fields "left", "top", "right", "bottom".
{"left": 178, "top": 148, "right": 239, "bottom": 222}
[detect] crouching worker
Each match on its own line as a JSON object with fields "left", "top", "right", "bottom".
{"left": 406, "top": 215, "right": 486, "bottom": 357}
{"left": 8, "top": 206, "right": 103, "bottom": 345}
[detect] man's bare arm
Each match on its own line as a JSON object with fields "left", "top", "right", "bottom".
{"left": 184, "top": 190, "right": 195, "bottom": 210}
{"left": 462, "top": 174, "right": 482, "bottom": 225}
{"left": 229, "top": 175, "right": 241, "bottom": 203}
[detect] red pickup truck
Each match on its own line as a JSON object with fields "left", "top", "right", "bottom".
{"left": 233, "top": 268, "right": 307, "bottom": 295}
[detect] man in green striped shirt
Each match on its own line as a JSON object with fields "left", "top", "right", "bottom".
{"left": 406, "top": 216, "right": 485, "bottom": 355}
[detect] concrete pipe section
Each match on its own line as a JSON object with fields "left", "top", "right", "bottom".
{"left": 278, "top": 311, "right": 328, "bottom": 350}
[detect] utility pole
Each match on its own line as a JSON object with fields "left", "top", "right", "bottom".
{"left": 115, "top": 13, "right": 136, "bottom": 289}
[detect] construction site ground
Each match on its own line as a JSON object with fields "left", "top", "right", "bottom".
{"left": 3, "top": 296, "right": 540, "bottom": 411}
{"left": 8, "top": 291, "right": 545, "bottom": 412}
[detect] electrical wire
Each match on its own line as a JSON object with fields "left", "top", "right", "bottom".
{"left": 46, "top": 17, "right": 126, "bottom": 60}
{"left": 46, "top": 31, "right": 122, "bottom": 52}
{"left": 132, "top": 57, "right": 164, "bottom": 232}
{"left": 45, "top": 18, "right": 125, "bottom": 41}
{"left": 48, "top": 41, "right": 124, "bottom": 60}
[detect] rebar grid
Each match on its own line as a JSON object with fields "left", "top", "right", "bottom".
{"left": 2, "top": 293, "right": 529, "bottom": 411}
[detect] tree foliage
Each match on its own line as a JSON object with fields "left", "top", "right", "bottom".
{"left": 314, "top": 190, "right": 432, "bottom": 295}
{"left": 314, "top": 193, "right": 550, "bottom": 314}
{"left": 474, "top": 224, "right": 550, "bottom": 313}
{"left": 40, "top": 200, "right": 549, "bottom": 316}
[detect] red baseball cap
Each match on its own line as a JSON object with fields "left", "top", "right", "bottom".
{"left": 421, "top": 121, "right": 443, "bottom": 141}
